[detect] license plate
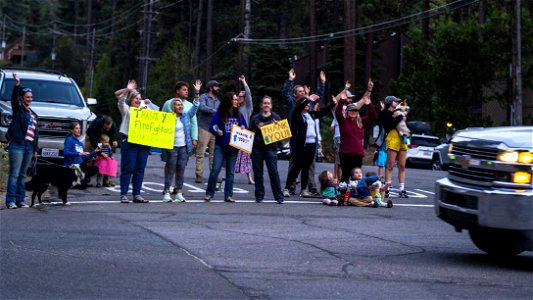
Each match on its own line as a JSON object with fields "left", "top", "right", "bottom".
{"left": 468, "top": 159, "right": 480, "bottom": 166}
{"left": 41, "top": 148, "right": 59, "bottom": 157}
{"left": 423, "top": 150, "right": 431, "bottom": 156}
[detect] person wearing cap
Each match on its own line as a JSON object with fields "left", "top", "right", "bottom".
{"left": 378, "top": 95, "right": 409, "bottom": 198}
{"left": 335, "top": 79, "right": 376, "bottom": 184}
{"left": 283, "top": 93, "right": 337, "bottom": 198}
{"left": 195, "top": 79, "right": 221, "bottom": 183}
{"left": 5, "top": 73, "right": 39, "bottom": 209}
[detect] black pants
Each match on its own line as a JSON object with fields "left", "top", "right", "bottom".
{"left": 339, "top": 153, "right": 363, "bottom": 183}
{"left": 285, "top": 143, "right": 316, "bottom": 191}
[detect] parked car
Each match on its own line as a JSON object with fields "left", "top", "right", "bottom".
{"left": 405, "top": 134, "right": 441, "bottom": 168}
{"left": 435, "top": 126, "right": 533, "bottom": 256}
{"left": 0, "top": 68, "right": 97, "bottom": 163}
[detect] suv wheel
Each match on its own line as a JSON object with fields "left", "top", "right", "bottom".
{"left": 431, "top": 159, "right": 441, "bottom": 171}
{"left": 469, "top": 229, "right": 524, "bottom": 256}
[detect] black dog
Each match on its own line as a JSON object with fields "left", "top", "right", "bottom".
{"left": 27, "top": 164, "right": 84, "bottom": 207}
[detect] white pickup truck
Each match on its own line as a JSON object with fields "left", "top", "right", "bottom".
{"left": 0, "top": 69, "right": 97, "bottom": 163}
{"left": 435, "top": 126, "right": 533, "bottom": 256}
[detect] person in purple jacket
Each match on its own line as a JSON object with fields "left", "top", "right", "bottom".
{"left": 204, "top": 92, "right": 247, "bottom": 203}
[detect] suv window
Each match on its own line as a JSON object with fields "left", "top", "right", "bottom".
{"left": 0, "top": 79, "right": 84, "bottom": 107}
{"left": 411, "top": 136, "right": 440, "bottom": 147}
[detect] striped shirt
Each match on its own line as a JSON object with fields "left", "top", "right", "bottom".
{"left": 25, "top": 112, "right": 37, "bottom": 142}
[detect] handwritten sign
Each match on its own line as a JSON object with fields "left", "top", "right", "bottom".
{"left": 259, "top": 119, "right": 292, "bottom": 145}
{"left": 229, "top": 125, "right": 255, "bottom": 154}
{"left": 128, "top": 107, "right": 176, "bottom": 149}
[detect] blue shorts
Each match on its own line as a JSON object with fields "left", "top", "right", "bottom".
{"left": 376, "top": 150, "right": 388, "bottom": 167}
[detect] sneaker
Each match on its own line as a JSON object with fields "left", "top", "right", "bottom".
{"left": 399, "top": 190, "right": 409, "bottom": 198}
{"left": 276, "top": 200, "right": 284, "bottom": 204}
{"left": 195, "top": 178, "right": 202, "bottom": 183}
{"left": 133, "top": 195, "right": 149, "bottom": 203}
{"left": 120, "top": 196, "right": 131, "bottom": 203}
{"left": 309, "top": 188, "right": 320, "bottom": 196}
{"left": 204, "top": 195, "right": 212, "bottom": 202}
{"left": 283, "top": 189, "right": 290, "bottom": 197}
{"left": 256, "top": 199, "right": 263, "bottom": 203}
{"left": 387, "top": 200, "right": 394, "bottom": 208}
{"left": 300, "top": 190, "right": 311, "bottom": 197}
{"left": 7, "top": 203, "right": 17, "bottom": 209}
{"left": 105, "top": 180, "right": 116, "bottom": 187}
{"left": 63, "top": 202, "right": 71, "bottom": 206}
{"left": 162, "top": 193, "right": 172, "bottom": 202}
{"left": 174, "top": 193, "right": 186, "bottom": 203}
{"left": 371, "top": 200, "right": 380, "bottom": 208}
{"left": 224, "top": 197, "right": 235, "bottom": 203}
{"left": 17, "top": 203, "right": 29, "bottom": 208}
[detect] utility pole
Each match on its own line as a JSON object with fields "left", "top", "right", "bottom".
{"left": 1, "top": 16, "right": 6, "bottom": 61}
{"left": 86, "top": 0, "right": 93, "bottom": 67}
{"left": 512, "top": 0, "right": 522, "bottom": 125}
{"left": 137, "top": 0, "right": 156, "bottom": 95}
{"left": 88, "top": 28, "right": 96, "bottom": 98}
{"left": 21, "top": 26, "right": 25, "bottom": 67}
{"left": 51, "top": 24, "right": 57, "bottom": 69}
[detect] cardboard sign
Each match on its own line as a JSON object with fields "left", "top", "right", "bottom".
{"left": 259, "top": 119, "right": 292, "bottom": 145}
{"left": 229, "top": 125, "right": 255, "bottom": 154}
{"left": 128, "top": 107, "right": 176, "bottom": 149}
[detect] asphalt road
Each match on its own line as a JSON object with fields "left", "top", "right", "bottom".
{"left": 1, "top": 153, "right": 532, "bottom": 299}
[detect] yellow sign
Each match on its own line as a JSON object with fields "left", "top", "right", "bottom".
{"left": 128, "top": 107, "right": 176, "bottom": 149}
{"left": 260, "top": 119, "right": 292, "bottom": 145}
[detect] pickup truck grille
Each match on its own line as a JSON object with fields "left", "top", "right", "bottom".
{"left": 448, "top": 164, "right": 494, "bottom": 187}
{"left": 451, "top": 144, "right": 498, "bottom": 160}
{"left": 37, "top": 118, "right": 82, "bottom": 137}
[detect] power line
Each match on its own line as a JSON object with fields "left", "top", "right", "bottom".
{"left": 233, "top": 0, "right": 479, "bottom": 45}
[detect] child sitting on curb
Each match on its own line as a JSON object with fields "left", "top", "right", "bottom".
{"left": 318, "top": 170, "right": 339, "bottom": 206}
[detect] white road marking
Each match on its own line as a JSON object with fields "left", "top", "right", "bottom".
{"left": 415, "top": 189, "right": 435, "bottom": 195}
{"left": 36, "top": 200, "right": 434, "bottom": 207}
{"left": 105, "top": 181, "right": 249, "bottom": 194}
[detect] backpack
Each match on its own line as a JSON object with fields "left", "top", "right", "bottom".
{"left": 374, "top": 125, "right": 386, "bottom": 148}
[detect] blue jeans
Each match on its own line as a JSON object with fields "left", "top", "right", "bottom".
{"left": 163, "top": 146, "right": 189, "bottom": 190}
{"left": 206, "top": 145, "right": 238, "bottom": 198}
{"left": 120, "top": 140, "right": 150, "bottom": 197}
{"left": 251, "top": 147, "right": 284, "bottom": 202}
{"left": 6, "top": 141, "right": 34, "bottom": 206}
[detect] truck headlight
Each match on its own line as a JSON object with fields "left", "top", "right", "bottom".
{"left": 518, "top": 152, "right": 533, "bottom": 164}
{"left": 513, "top": 172, "right": 532, "bottom": 184}
{"left": 498, "top": 151, "right": 519, "bottom": 162}
{"left": 0, "top": 110, "right": 12, "bottom": 127}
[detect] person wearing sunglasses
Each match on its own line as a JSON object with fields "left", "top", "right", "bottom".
{"left": 5, "top": 73, "right": 39, "bottom": 209}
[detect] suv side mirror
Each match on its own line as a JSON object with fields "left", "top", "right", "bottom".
{"left": 87, "top": 98, "right": 97, "bottom": 105}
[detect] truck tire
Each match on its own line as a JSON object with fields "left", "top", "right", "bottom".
{"left": 469, "top": 229, "right": 524, "bottom": 256}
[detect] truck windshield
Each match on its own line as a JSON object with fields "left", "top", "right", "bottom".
{"left": 0, "top": 79, "right": 84, "bottom": 107}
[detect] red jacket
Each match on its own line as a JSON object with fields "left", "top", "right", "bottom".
{"left": 335, "top": 99, "right": 376, "bottom": 156}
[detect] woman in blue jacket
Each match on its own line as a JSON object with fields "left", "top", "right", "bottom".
{"left": 161, "top": 80, "right": 202, "bottom": 202}
{"left": 64, "top": 122, "right": 100, "bottom": 189}
{"left": 204, "top": 92, "right": 247, "bottom": 203}
{"left": 5, "top": 73, "right": 39, "bottom": 209}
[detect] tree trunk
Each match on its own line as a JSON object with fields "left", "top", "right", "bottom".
{"left": 205, "top": 0, "right": 214, "bottom": 79}
{"left": 194, "top": 0, "right": 204, "bottom": 77}
{"left": 422, "top": 0, "right": 429, "bottom": 39}
{"left": 343, "top": 0, "right": 356, "bottom": 85}
{"left": 364, "top": 31, "right": 374, "bottom": 83}
{"left": 279, "top": 0, "right": 288, "bottom": 39}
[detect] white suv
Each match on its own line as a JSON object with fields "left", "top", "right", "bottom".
{"left": 406, "top": 134, "right": 441, "bottom": 168}
{"left": 0, "top": 68, "right": 97, "bottom": 162}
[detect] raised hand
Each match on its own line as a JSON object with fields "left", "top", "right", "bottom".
{"left": 239, "top": 75, "right": 247, "bottom": 86}
{"left": 304, "top": 85, "right": 310, "bottom": 96}
{"left": 320, "top": 70, "right": 326, "bottom": 83}
{"left": 193, "top": 80, "right": 202, "bottom": 92}
{"left": 344, "top": 80, "right": 351, "bottom": 91}
{"left": 12, "top": 73, "right": 20, "bottom": 85}
{"left": 362, "top": 95, "right": 371, "bottom": 105}
{"left": 367, "top": 78, "right": 374, "bottom": 91}
{"left": 288, "top": 68, "right": 296, "bottom": 81}
{"left": 309, "top": 94, "right": 320, "bottom": 102}
{"left": 331, "top": 95, "right": 338, "bottom": 105}
{"left": 127, "top": 80, "right": 137, "bottom": 90}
